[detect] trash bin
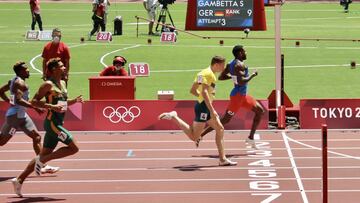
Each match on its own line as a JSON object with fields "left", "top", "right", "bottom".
{"left": 114, "top": 16, "right": 122, "bottom": 35}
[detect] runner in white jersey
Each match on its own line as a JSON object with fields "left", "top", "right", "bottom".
{"left": 0, "top": 62, "right": 59, "bottom": 177}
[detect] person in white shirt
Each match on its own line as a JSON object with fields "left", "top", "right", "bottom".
{"left": 143, "top": 0, "right": 159, "bottom": 35}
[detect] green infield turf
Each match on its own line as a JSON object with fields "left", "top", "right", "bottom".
{"left": 0, "top": 2, "right": 359, "bottom": 103}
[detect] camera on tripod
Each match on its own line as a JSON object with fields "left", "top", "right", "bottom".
{"left": 156, "top": 0, "right": 176, "bottom": 32}
{"left": 158, "top": 0, "right": 176, "bottom": 8}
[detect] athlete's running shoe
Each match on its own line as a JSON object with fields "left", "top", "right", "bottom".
{"left": 245, "top": 137, "right": 258, "bottom": 149}
{"left": 158, "top": 111, "right": 177, "bottom": 120}
{"left": 195, "top": 137, "right": 202, "bottom": 148}
{"left": 41, "top": 165, "right": 60, "bottom": 174}
{"left": 219, "top": 158, "right": 237, "bottom": 166}
{"left": 11, "top": 178, "right": 23, "bottom": 197}
{"left": 34, "top": 155, "right": 44, "bottom": 176}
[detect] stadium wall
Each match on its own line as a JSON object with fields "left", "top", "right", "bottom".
{"left": 0, "top": 100, "right": 269, "bottom": 131}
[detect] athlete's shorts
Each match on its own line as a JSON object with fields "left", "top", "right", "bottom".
{"left": 227, "top": 94, "right": 257, "bottom": 114}
{"left": 43, "top": 119, "right": 73, "bottom": 149}
{"left": 1, "top": 114, "right": 37, "bottom": 136}
{"left": 194, "top": 101, "right": 211, "bottom": 122}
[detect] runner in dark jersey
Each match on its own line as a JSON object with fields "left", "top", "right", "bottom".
{"left": 11, "top": 58, "right": 83, "bottom": 197}
{"left": 198, "top": 45, "right": 265, "bottom": 149}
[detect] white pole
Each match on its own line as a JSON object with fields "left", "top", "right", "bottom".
{"left": 275, "top": 3, "right": 282, "bottom": 113}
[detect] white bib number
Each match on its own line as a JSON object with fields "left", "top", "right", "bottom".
{"left": 231, "top": 75, "right": 238, "bottom": 85}
{"left": 58, "top": 131, "right": 68, "bottom": 142}
{"left": 200, "top": 113, "right": 208, "bottom": 121}
{"left": 9, "top": 95, "right": 15, "bottom": 105}
{"left": 57, "top": 101, "right": 68, "bottom": 112}
{"left": 9, "top": 127, "right": 17, "bottom": 136}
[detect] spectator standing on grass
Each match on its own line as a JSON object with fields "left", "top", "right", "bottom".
{"left": 100, "top": 56, "right": 128, "bottom": 76}
{"left": 198, "top": 45, "right": 265, "bottom": 149}
{"left": 29, "top": 0, "right": 43, "bottom": 31}
{"left": 11, "top": 58, "right": 83, "bottom": 198}
{"left": 158, "top": 56, "right": 237, "bottom": 166}
{"left": 340, "top": 0, "right": 352, "bottom": 13}
{"left": 93, "top": 0, "right": 110, "bottom": 26}
{"left": 42, "top": 28, "right": 71, "bottom": 85}
{"left": 89, "top": 0, "right": 106, "bottom": 40}
{"left": 143, "top": 0, "right": 159, "bottom": 35}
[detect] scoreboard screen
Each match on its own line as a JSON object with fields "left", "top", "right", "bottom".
{"left": 186, "top": 0, "right": 266, "bottom": 31}
{"left": 196, "top": 0, "right": 253, "bottom": 28}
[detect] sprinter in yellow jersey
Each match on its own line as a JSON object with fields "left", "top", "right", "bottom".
{"left": 11, "top": 58, "right": 83, "bottom": 197}
{"left": 159, "top": 56, "right": 237, "bottom": 166}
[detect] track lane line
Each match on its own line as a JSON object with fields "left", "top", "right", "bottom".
{"left": 281, "top": 131, "right": 309, "bottom": 203}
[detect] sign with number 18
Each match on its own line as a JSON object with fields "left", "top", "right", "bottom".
{"left": 160, "top": 32, "right": 177, "bottom": 43}
{"left": 128, "top": 63, "right": 150, "bottom": 77}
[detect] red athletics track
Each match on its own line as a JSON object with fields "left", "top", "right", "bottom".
{"left": 1, "top": 130, "right": 360, "bottom": 203}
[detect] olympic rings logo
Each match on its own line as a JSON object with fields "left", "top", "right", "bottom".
{"left": 102, "top": 106, "right": 141, "bottom": 123}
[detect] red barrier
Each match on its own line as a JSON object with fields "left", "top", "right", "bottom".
{"left": 300, "top": 99, "right": 360, "bottom": 129}
{"left": 89, "top": 76, "right": 136, "bottom": 100}
{"left": 0, "top": 100, "right": 268, "bottom": 131}
{"left": 277, "top": 105, "right": 286, "bottom": 129}
{"left": 322, "top": 124, "right": 328, "bottom": 203}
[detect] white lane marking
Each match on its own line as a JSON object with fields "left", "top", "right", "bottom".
{"left": 3, "top": 146, "right": 360, "bottom": 153}
{"left": 2, "top": 189, "right": 360, "bottom": 196}
{"left": 1, "top": 63, "right": 351, "bottom": 76}
{"left": 29, "top": 44, "right": 87, "bottom": 74}
{"left": 3, "top": 166, "right": 360, "bottom": 173}
{"left": 29, "top": 54, "right": 42, "bottom": 73}
{"left": 282, "top": 131, "right": 309, "bottom": 203}
{"left": 286, "top": 135, "right": 360, "bottom": 160}
{"left": 99, "top": 44, "right": 141, "bottom": 67}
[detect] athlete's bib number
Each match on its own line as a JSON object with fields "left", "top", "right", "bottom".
{"left": 231, "top": 75, "right": 238, "bottom": 85}
{"left": 9, "top": 127, "right": 17, "bottom": 136}
{"left": 200, "top": 113, "right": 208, "bottom": 121}
{"left": 58, "top": 131, "right": 68, "bottom": 142}
{"left": 9, "top": 95, "right": 15, "bottom": 105}
{"left": 57, "top": 101, "right": 68, "bottom": 112}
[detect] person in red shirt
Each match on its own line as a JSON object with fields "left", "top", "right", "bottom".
{"left": 29, "top": 0, "right": 43, "bottom": 31}
{"left": 41, "top": 28, "right": 70, "bottom": 84}
{"left": 100, "top": 56, "right": 128, "bottom": 76}
{"left": 89, "top": 0, "right": 106, "bottom": 40}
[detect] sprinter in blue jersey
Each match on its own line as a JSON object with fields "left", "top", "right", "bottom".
{"left": 199, "top": 45, "right": 265, "bottom": 149}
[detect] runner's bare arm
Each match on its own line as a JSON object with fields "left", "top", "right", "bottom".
{"left": 31, "top": 81, "right": 62, "bottom": 112}
{"left": 67, "top": 95, "right": 84, "bottom": 106}
{"left": 0, "top": 82, "right": 10, "bottom": 103}
{"left": 201, "top": 84, "right": 217, "bottom": 118}
{"left": 190, "top": 82, "right": 200, "bottom": 97}
{"left": 236, "top": 61, "right": 258, "bottom": 85}
{"left": 13, "top": 81, "right": 36, "bottom": 109}
{"left": 218, "top": 64, "right": 231, "bottom": 80}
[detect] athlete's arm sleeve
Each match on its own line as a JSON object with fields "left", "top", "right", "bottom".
{"left": 194, "top": 74, "right": 208, "bottom": 85}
